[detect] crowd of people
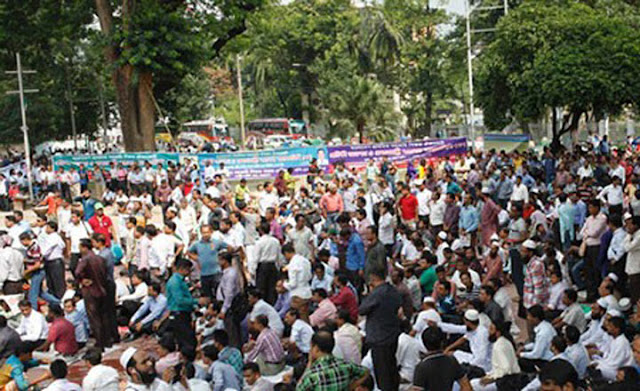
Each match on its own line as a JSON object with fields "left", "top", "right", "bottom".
{"left": 0, "top": 141, "right": 639, "bottom": 391}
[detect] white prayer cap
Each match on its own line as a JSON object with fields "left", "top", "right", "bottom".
{"left": 607, "top": 308, "right": 623, "bottom": 318}
{"left": 120, "top": 347, "right": 137, "bottom": 370}
{"left": 606, "top": 273, "right": 619, "bottom": 283}
{"left": 481, "top": 186, "right": 491, "bottom": 194}
{"left": 423, "top": 297, "right": 435, "bottom": 304}
{"left": 464, "top": 309, "right": 480, "bottom": 322}
{"left": 617, "top": 298, "right": 632, "bottom": 312}
{"left": 437, "top": 231, "right": 448, "bottom": 240}
{"left": 596, "top": 297, "right": 609, "bottom": 309}
{"left": 624, "top": 212, "right": 633, "bottom": 221}
{"left": 522, "top": 239, "right": 538, "bottom": 250}
{"left": 414, "top": 179, "right": 424, "bottom": 186}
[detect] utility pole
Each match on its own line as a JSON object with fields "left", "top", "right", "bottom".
{"left": 65, "top": 67, "right": 78, "bottom": 151}
{"left": 5, "top": 53, "right": 37, "bottom": 202}
{"left": 236, "top": 54, "right": 246, "bottom": 150}
{"left": 465, "top": 0, "right": 509, "bottom": 149}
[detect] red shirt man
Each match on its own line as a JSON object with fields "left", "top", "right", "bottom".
{"left": 330, "top": 280, "right": 358, "bottom": 322}
{"left": 48, "top": 315, "right": 79, "bottom": 355}
{"left": 398, "top": 188, "right": 418, "bottom": 221}
{"left": 88, "top": 203, "right": 113, "bottom": 247}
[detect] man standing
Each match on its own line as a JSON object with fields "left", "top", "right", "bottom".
{"left": 92, "top": 233, "right": 119, "bottom": 344}
{"left": 88, "top": 203, "right": 117, "bottom": 248}
{"left": 397, "top": 184, "right": 418, "bottom": 230}
{"left": 522, "top": 240, "right": 550, "bottom": 311}
{"left": 342, "top": 228, "right": 366, "bottom": 290}
{"left": 623, "top": 216, "right": 640, "bottom": 304}
{"left": 165, "top": 258, "right": 203, "bottom": 352}
{"left": 253, "top": 222, "right": 281, "bottom": 304}
{"left": 188, "top": 224, "right": 228, "bottom": 299}
{"left": 75, "top": 239, "right": 112, "bottom": 349}
{"left": 580, "top": 200, "right": 608, "bottom": 300}
{"left": 64, "top": 211, "right": 92, "bottom": 278}
{"left": 282, "top": 244, "right": 312, "bottom": 321}
{"left": 217, "top": 252, "right": 242, "bottom": 347}
{"left": 320, "top": 184, "right": 344, "bottom": 229}
{"left": 364, "top": 225, "right": 387, "bottom": 283}
{"left": 41, "top": 221, "right": 66, "bottom": 299}
{"left": 358, "top": 271, "right": 402, "bottom": 391}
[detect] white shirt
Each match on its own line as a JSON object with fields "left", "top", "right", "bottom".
{"left": 258, "top": 191, "right": 279, "bottom": 216}
{"left": 250, "top": 299, "right": 284, "bottom": 336}
{"left": 284, "top": 255, "right": 312, "bottom": 299}
{"left": 486, "top": 336, "right": 520, "bottom": 380}
{"left": 43, "top": 379, "right": 82, "bottom": 391}
{"left": 290, "top": 319, "right": 314, "bottom": 353}
{"left": 577, "top": 165, "right": 593, "bottom": 180}
{"left": 416, "top": 189, "right": 432, "bottom": 217}
{"left": 429, "top": 199, "right": 446, "bottom": 226}
{"left": 150, "top": 234, "right": 182, "bottom": 273}
{"left": 254, "top": 235, "right": 281, "bottom": 265}
{"left": 205, "top": 185, "right": 221, "bottom": 199}
{"left": 451, "top": 269, "right": 481, "bottom": 291}
{"left": 179, "top": 206, "right": 197, "bottom": 234}
{"left": 65, "top": 221, "right": 93, "bottom": 254}
{"left": 42, "top": 232, "right": 66, "bottom": 260}
{"left": 124, "top": 378, "right": 173, "bottom": 391}
{"left": 511, "top": 183, "right": 529, "bottom": 203}
{"left": 580, "top": 317, "right": 606, "bottom": 348}
{"left": 118, "top": 282, "right": 148, "bottom": 304}
{"left": 548, "top": 281, "right": 569, "bottom": 311}
{"left": 593, "top": 334, "right": 634, "bottom": 379}
{"left": 623, "top": 229, "right": 640, "bottom": 275}
{"left": 396, "top": 333, "right": 422, "bottom": 382}
{"left": 521, "top": 321, "right": 556, "bottom": 360}
{"left": 17, "top": 310, "right": 49, "bottom": 342}
{"left": 378, "top": 213, "right": 394, "bottom": 245}
{"left": 598, "top": 184, "right": 623, "bottom": 206}
{"left": 412, "top": 309, "right": 441, "bottom": 340}
{"left": 560, "top": 302, "right": 587, "bottom": 333}
{"left": 565, "top": 343, "right": 589, "bottom": 379}
{"left": 0, "top": 247, "right": 24, "bottom": 288}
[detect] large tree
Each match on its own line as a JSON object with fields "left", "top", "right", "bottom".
{"left": 94, "top": 0, "right": 264, "bottom": 151}
{"left": 475, "top": 0, "right": 640, "bottom": 150}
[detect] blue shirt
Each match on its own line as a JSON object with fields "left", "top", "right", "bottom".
{"left": 189, "top": 239, "right": 228, "bottom": 277}
{"left": 131, "top": 294, "right": 168, "bottom": 326}
{"left": 98, "top": 248, "right": 115, "bottom": 282}
{"left": 274, "top": 291, "right": 290, "bottom": 319}
{"left": 345, "top": 233, "right": 366, "bottom": 272}
{"left": 496, "top": 178, "right": 513, "bottom": 200}
{"left": 65, "top": 310, "right": 88, "bottom": 343}
{"left": 166, "top": 273, "right": 197, "bottom": 313}
{"left": 208, "top": 360, "right": 242, "bottom": 391}
{"left": 459, "top": 205, "right": 479, "bottom": 232}
{"left": 573, "top": 200, "right": 587, "bottom": 227}
{"left": 82, "top": 198, "right": 97, "bottom": 221}
{"left": 1, "top": 355, "right": 38, "bottom": 391}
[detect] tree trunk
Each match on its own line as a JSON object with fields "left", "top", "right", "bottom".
{"left": 424, "top": 91, "right": 433, "bottom": 138}
{"left": 95, "top": 0, "right": 155, "bottom": 152}
{"left": 551, "top": 110, "right": 582, "bottom": 153}
{"left": 358, "top": 121, "right": 365, "bottom": 144}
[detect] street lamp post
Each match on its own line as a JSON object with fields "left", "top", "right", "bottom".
{"left": 5, "top": 53, "right": 38, "bottom": 202}
{"left": 236, "top": 54, "right": 246, "bottom": 150}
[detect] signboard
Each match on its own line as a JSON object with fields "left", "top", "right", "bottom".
{"left": 53, "top": 153, "right": 180, "bottom": 170}
{"left": 327, "top": 137, "right": 468, "bottom": 168}
{"left": 198, "top": 146, "right": 329, "bottom": 180}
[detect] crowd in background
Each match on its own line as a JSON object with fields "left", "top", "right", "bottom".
{"left": 0, "top": 136, "right": 639, "bottom": 390}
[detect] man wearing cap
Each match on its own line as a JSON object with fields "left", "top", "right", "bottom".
{"left": 522, "top": 239, "right": 549, "bottom": 310}
{"left": 443, "top": 309, "right": 492, "bottom": 375}
{"left": 121, "top": 347, "right": 172, "bottom": 390}
{"left": 88, "top": 202, "right": 116, "bottom": 248}
{"left": 579, "top": 299, "right": 608, "bottom": 350}
{"left": 623, "top": 215, "right": 640, "bottom": 304}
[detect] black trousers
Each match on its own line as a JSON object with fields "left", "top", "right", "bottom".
{"left": 70, "top": 253, "right": 81, "bottom": 278}
{"left": 518, "top": 357, "right": 548, "bottom": 373}
{"left": 609, "top": 204, "right": 623, "bottom": 217}
{"left": 584, "top": 245, "right": 601, "bottom": 300}
{"left": 166, "top": 311, "right": 196, "bottom": 352}
{"left": 105, "top": 280, "right": 120, "bottom": 343}
{"left": 256, "top": 262, "right": 279, "bottom": 305}
{"left": 22, "top": 339, "right": 45, "bottom": 352}
{"left": 44, "top": 259, "right": 66, "bottom": 299}
{"left": 85, "top": 293, "right": 111, "bottom": 348}
{"left": 371, "top": 340, "right": 399, "bottom": 391}
{"left": 201, "top": 274, "right": 221, "bottom": 299}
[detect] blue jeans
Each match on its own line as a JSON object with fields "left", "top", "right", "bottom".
{"left": 28, "top": 269, "right": 61, "bottom": 308}
{"left": 571, "top": 260, "right": 586, "bottom": 291}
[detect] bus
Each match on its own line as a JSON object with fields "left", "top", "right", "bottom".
{"left": 247, "top": 118, "right": 308, "bottom": 139}
{"left": 182, "top": 118, "right": 232, "bottom": 143}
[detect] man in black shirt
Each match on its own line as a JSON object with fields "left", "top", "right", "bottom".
{"left": 413, "top": 326, "right": 472, "bottom": 391}
{"left": 359, "top": 271, "right": 402, "bottom": 391}
{"left": 479, "top": 285, "right": 504, "bottom": 324}
{"left": 363, "top": 226, "right": 387, "bottom": 283}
